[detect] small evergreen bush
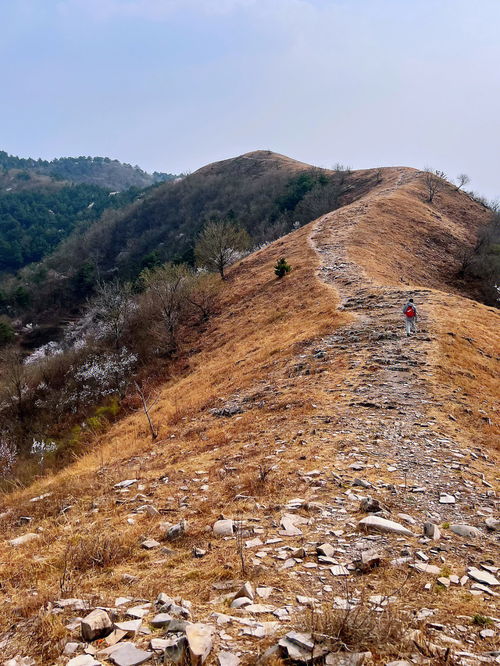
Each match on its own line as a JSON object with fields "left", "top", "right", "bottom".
{"left": 274, "top": 257, "right": 292, "bottom": 278}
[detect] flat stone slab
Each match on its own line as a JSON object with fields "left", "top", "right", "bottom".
{"left": 412, "top": 562, "right": 442, "bottom": 575}
{"left": 358, "top": 516, "right": 413, "bottom": 537}
{"left": 8, "top": 533, "right": 39, "bottom": 546}
{"left": 468, "top": 567, "right": 499, "bottom": 587}
{"left": 109, "top": 644, "right": 153, "bottom": 666}
{"left": 67, "top": 656, "right": 101, "bottom": 666}
{"left": 141, "top": 539, "right": 160, "bottom": 549}
{"left": 450, "top": 524, "right": 482, "bottom": 539}
{"left": 114, "top": 619, "right": 142, "bottom": 633}
{"left": 150, "top": 613, "right": 173, "bottom": 627}
{"left": 218, "top": 652, "right": 241, "bottom": 666}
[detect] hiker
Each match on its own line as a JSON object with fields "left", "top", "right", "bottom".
{"left": 402, "top": 298, "right": 418, "bottom": 336}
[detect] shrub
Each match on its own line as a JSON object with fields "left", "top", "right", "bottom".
{"left": 274, "top": 257, "right": 292, "bottom": 278}
{"left": 0, "top": 319, "right": 15, "bottom": 347}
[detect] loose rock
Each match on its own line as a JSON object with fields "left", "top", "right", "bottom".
{"left": 185, "top": 623, "right": 215, "bottom": 665}
{"left": 358, "top": 515, "right": 413, "bottom": 536}
{"left": 213, "top": 519, "right": 234, "bottom": 536}
{"left": 81, "top": 609, "right": 113, "bottom": 642}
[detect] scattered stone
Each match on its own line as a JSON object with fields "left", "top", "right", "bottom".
{"left": 166, "top": 520, "right": 187, "bottom": 541}
{"left": 359, "top": 549, "right": 383, "bottom": 571}
{"left": 469, "top": 568, "right": 499, "bottom": 587}
{"left": 423, "top": 522, "right": 441, "bottom": 540}
{"left": 218, "top": 652, "right": 240, "bottom": 666}
{"left": 450, "top": 524, "right": 482, "bottom": 539}
{"left": 470, "top": 583, "right": 499, "bottom": 597}
{"left": 81, "top": 609, "right": 113, "bottom": 642}
{"left": 331, "top": 565, "right": 349, "bottom": 576}
{"left": 150, "top": 613, "right": 173, "bottom": 628}
{"left": 352, "top": 478, "right": 371, "bottom": 488}
{"left": 157, "top": 592, "right": 174, "bottom": 606}
{"left": 397, "top": 513, "right": 416, "bottom": 525}
{"left": 358, "top": 515, "right": 413, "bottom": 536}
{"left": 256, "top": 586, "right": 273, "bottom": 599}
{"left": 279, "top": 514, "right": 306, "bottom": 536}
{"left": 126, "top": 605, "right": 150, "bottom": 619}
{"left": 296, "top": 595, "right": 317, "bottom": 607}
{"left": 439, "top": 494, "right": 456, "bottom": 504}
{"left": 485, "top": 518, "right": 500, "bottom": 531}
{"left": 213, "top": 519, "right": 234, "bottom": 536}
{"left": 325, "top": 652, "right": 372, "bottom": 665}
{"left": 360, "top": 497, "right": 384, "bottom": 513}
{"left": 480, "top": 629, "right": 495, "bottom": 639}
{"left": 141, "top": 539, "right": 160, "bottom": 550}
{"left": 168, "top": 618, "right": 191, "bottom": 633}
{"left": 67, "top": 657, "right": 101, "bottom": 666}
{"left": 437, "top": 577, "right": 450, "bottom": 588}
{"left": 185, "top": 623, "right": 215, "bottom": 664}
{"left": 231, "top": 597, "right": 252, "bottom": 609}
{"left": 114, "top": 479, "right": 138, "bottom": 488}
{"left": 109, "top": 644, "right": 153, "bottom": 666}
{"left": 317, "top": 543, "right": 335, "bottom": 558}
{"left": 56, "top": 598, "right": 88, "bottom": 611}
{"left": 8, "top": 533, "right": 39, "bottom": 547}
{"left": 278, "top": 631, "right": 328, "bottom": 662}
{"left": 113, "top": 620, "right": 142, "bottom": 634}
{"left": 164, "top": 636, "right": 189, "bottom": 661}
{"left": 412, "top": 562, "right": 442, "bottom": 575}
{"left": 244, "top": 604, "right": 275, "bottom": 614}
{"left": 63, "top": 642, "right": 80, "bottom": 656}
{"left": 193, "top": 548, "right": 207, "bottom": 558}
{"left": 234, "top": 581, "right": 254, "bottom": 601}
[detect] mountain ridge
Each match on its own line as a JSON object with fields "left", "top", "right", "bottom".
{"left": 0, "top": 150, "right": 176, "bottom": 190}
{"left": 0, "top": 159, "right": 498, "bottom": 664}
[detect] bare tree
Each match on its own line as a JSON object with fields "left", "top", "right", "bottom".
{"left": 89, "top": 279, "right": 135, "bottom": 349}
{"left": 195, "top": 220, "right": 251, "bottom": 279}
{"left": 423, "top": 168, "right": 447, "bottom": 203}
{"left": 455, "top": 173, "right": 470, "bottom": 191}
{"left": 134, "top": 381, "right": 159, "bottom": 440}
{"left": 0, "top": 348, "right": 31, "bottom": 446}
{"left": 185, "top": 272, "right": 221, "bottom": 323}
{"left": 141, "top": 263, "right": 190, "bottom": 353}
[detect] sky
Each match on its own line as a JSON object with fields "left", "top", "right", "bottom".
{"left": 1, "top": 0, "right": 499, "bottom": 199}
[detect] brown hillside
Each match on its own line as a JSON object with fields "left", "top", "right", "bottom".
{"left": 0, "top": 162, "right": 498, "bottom": 665}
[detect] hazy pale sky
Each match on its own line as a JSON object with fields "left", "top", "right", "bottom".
{"left": 1, "top": 0, "right": 499, "bottom": 199}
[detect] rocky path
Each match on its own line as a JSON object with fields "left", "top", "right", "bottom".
{"left": 310, "top": 170, "right": 497, "bottom": 525}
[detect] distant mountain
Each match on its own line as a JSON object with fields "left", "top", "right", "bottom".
{"left": 0, "top": 151, "right": 176, "bottom": 190}
{"left": 0, "top": 150, "right": 178, "bottom": 274}
{"left": 1, "top": 151, "right": 380, "bottom": 321}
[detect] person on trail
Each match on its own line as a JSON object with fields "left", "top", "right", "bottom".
{"left": 402, "top": 298, "right": 418, "bottom": 337}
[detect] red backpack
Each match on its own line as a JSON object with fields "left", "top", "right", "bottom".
{"left": 405, "top": 304, "right": 416, "bottom": 318}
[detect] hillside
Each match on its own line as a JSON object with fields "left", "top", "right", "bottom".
{"left": 0, "top": 164, "right": 498, "bottom": 665}
{"left": 0, "top": 182, "right": 143, "bottom": 273}
{"left": 1, "top": 151, "right": 379, "bottom": 322}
